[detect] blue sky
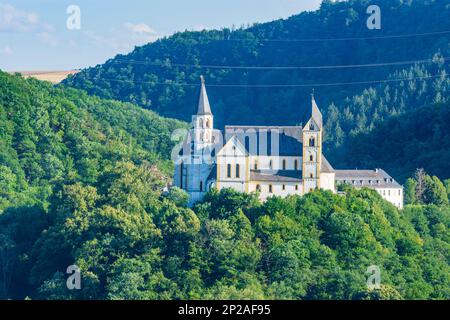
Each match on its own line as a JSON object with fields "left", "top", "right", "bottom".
{"left": 0, "top": 0, "right": 322, "bottom": 71}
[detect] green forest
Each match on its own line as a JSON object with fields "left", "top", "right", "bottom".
{"left": 0, "top": 72, "right": 449, "bottom": 300}
{"left": 1, "top": 0, "right": 450, "bottom": 301}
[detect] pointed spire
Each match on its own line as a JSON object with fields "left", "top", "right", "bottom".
{"left": 197, "top": 75, "right": 212, "bottom": 115}
{"left": 310, "top": 90, "right": 323, "bottom": 128}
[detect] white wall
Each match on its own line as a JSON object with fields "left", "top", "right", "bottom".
{"left": 375, "top": 187, "right": 404, "bottom": 209}
{"left": 249, "top": 182, "right": 304, "bottom": 201}
{"left": 320, "top": 172, "right": 336, "bottom": 193}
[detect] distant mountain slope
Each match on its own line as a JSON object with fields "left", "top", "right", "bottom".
{"left": 331, "top": 102, "right": 450, "bottom": 182}
{"left": 0, "top": 71, "right": 185, "bottom": 212}
{"left": 64, "top": 0, "right": 450, "bottom": 131}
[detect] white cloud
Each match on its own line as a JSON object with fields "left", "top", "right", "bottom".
{"left": 0, "top": 45, "right": 13, "bottom": 55}
{"left": 0, "top": 3, "right": 52, "bottom": 32}
{"left": 123, "top": 22, "right": 159, "bottom": 44}
{"left": 124, "top": 22, "right": 156, "bottom": 35}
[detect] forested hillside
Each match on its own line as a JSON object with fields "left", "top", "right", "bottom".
{"left": 63, "top": 0, "right": 450, "bottom": 181}
{"left": 1, "top": 0, "right": 450, "bottom": 301}
{"left": 0, "top": 71, "right": 184, "bottom": 213}
{"left": 331, "top": 102, "right": 450, "bottom": 182}
{"left": 64, "top": 0, "right": 450, "bottom": 129}
{"left": 1, "top": 66, "right": 449, "bottom": 301}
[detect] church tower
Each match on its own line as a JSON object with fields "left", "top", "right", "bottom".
{"left": 192, "top": 75, "right": 214, "bottom": 153}
{"left": 175, "top": 75, "right": 216, "bottom": 206}
{"left": 302, "top": 92, "right": 323, "bottom": 193}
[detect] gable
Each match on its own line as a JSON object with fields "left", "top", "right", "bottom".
{"left": 217, "top": 135, "right": 248, "bottom": 157}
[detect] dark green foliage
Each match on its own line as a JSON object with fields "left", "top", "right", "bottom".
{"left": 334, "top": 103, "right": 450, "bottom": 182}
{"left": 63, "top": 0, "right": 450, "bottom": 182}
{"left": 1, "top": 162, "right": 450, "bottom": 299}
{"left": 0, "top": 71, "right": 185, "bottom": 214}
{"left": 64, "top": 0, "right": 450, "bottom": 127}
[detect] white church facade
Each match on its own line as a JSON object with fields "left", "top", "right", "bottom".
{"left": 174, "top": 77, "right": 404, "bottom": 209}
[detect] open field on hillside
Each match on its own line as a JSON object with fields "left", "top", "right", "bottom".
{"left": 9, "top": 70, "right": 79, "bottom": 84}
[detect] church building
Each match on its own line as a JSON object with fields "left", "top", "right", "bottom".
{"left": 173, "top": 77, "right": 404, "bottom": 209}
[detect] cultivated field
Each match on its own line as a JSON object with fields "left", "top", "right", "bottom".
{"left": 9, "top": 70, "right": 79, "bottom": 84}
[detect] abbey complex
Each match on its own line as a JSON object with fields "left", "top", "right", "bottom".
{"left": 174, "top": 77, "right": 404, "bottom": 208}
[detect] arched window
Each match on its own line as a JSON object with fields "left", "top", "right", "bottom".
{"left": 282, "top": 159, "right": 286, "bottom": 170}
{"left": 282, "top": 185, "right": 286, "bottom": 191}
{"left": 310, "top": 155, "right": 314, "bottom": 162}
{"left": 254, "top": 160, "right": 258, "bottom": 171}
{"left": 294, "top": 160, "right": 298, "bottom": 170}
{"left": 295, "top": 185, "right": 299, "bottom": 191}
{"left": 256, "top": 184, "right": 261, "bottom": 192}
{"left": 269, "top": 185, "right": 273, "bottom": 193}
{"left": 245, "top": 136, "right": 250, "bottom": 152}
{"left": 206, "top": 119, "right": 210, "bottom": 128}
{"left": 310, "top": 123, "right": 315, "bottom": 131}
{"left": 236, "top": 164, "right": 240, "bottom": 178}
{"left": 309, "top": 137, "right": 315, "bottom": 147}
{"left": 310, "top": 173, "right": 314, "bottom": 178}
{"left": 199, "top": 118, "right": 204, "bottom": 128}
{"left": 227, "top": 164, "right": 232, "bottom": 178}
{"left": 200, "top": 181, "right": 203, "bottom": 192}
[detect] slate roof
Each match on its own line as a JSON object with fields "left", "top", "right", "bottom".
{"left": 334, "top": 169, "right": 402, "bottom": 188}
{"left": 321, "top": 156, "right": 334, "bottom": 173}
{"left": 196, "top": 75, "right": 212, "bottom": 115}
{"left": 224, "top": 126, "right": 302, "bottom": 157}
{"left": 250, "top": 170, "right": 303, "bottom": 182}
{"left": 304, "top": 95, "right": 323, "bottom": 128}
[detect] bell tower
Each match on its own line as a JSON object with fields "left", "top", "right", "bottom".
{"left": 192, "top": 75, "right": 214, "bottom": 154}
{"left": 302, "top": 92, "right": 323, "bottom": 193}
